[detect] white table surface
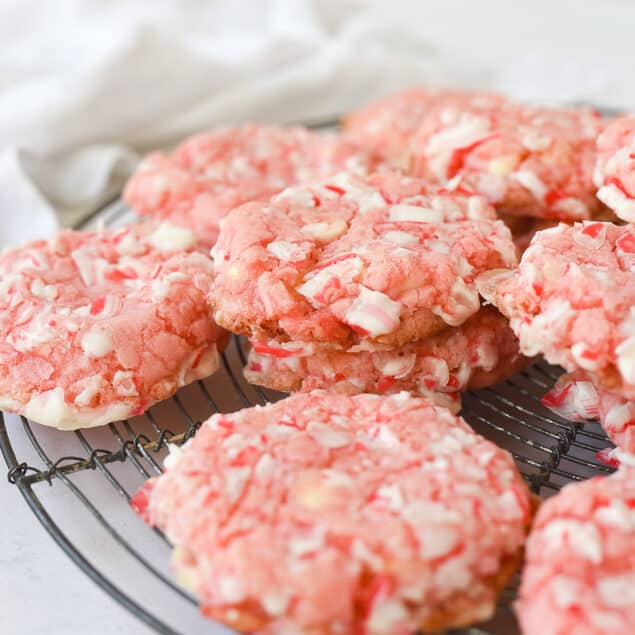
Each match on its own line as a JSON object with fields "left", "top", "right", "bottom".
{"left": 0, "top": 482, "right": 150, "bottom": 635}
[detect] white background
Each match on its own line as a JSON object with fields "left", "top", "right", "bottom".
{"left": 1, "top": 1, "right": 635, "bottom": 633}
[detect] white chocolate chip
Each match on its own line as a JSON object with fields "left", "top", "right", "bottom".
{"left": 301, "top": 220, "right": 347, "bottom": 242}
{"left": 149, "top": 222, "right": 197, "bottom": 251}
{"left": 81, "top": 325, "right": 114, "bottom": 357}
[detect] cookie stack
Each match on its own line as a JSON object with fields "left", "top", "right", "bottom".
{"left": 209, "top": 168, "right": 527, "bottom": 411}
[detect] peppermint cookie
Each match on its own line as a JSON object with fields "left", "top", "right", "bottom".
{"left": 342, "top": 87, "right": 506, "bottom": 166}
{"left": 124, "top": 124, "right": 376, "bottom": 246}
{"left": 0, "top": 223, "right": 224, "bottom": 429}
{"left": 595, "top": 115, "right": 635, "bottom": 222}
{"left": 516, "top": 467, "right": 635, "bottom": 635}
{"left": 543, "top": 371, "right": 635, "bottom": 454}
{"left": 211, "top": 170, "right": 517, "bottom": 350}
{"left": 244, "top": 307, "right": 527, "bottom": 408}
{"left": 410, "top": 101, "right": 605, "bottom": 221}
{"left": 132, "top": 391, "right": 533, "bottom": 634}
{"left": 479, "top": 222, "right": 635, "bottom": 400}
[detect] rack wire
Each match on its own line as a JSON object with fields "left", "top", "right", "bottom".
{"left": 0, "top": 160, "right": 616, "bottom": 635}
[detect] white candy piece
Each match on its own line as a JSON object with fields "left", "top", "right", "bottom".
{"left": 434, "top": 277, "right": 480, "bottom": 327}
{"left": 81, "top": 324, "right": 114, "bottom": 358}
{"left": 329, "top": 172, "right": 386, "bottom": 213}
{"left": 597, "top": 183, "right": 635, "bottom": 223}
{"left": 30, "top": 278, "right": 58, "bottom": 300}
{"left": 511, "top": 170, "right": 548, "bottom": 202}
{"left": 388, "top": 205, "right": 443, "bottom": 224}
{"left": 372, "top": 351, "right": 417, "bottom": 379}
{"left": 71, "top": 248, "right": 95, "bottom": 286}
{"left": 419, "top": 525, "right": 459, "bottom": 560}
{"left": 381, "top": 230, "right": 419, "bottom": 246}
{"left": 367, "top": 598, "right": 409, "bottom": 634}
{"left": 306, "top": 421, "right": 351, "bottom": 448}
{"left": 274, "top": 186, "right": 316, "bottom": 206}
{"left": 149, "top": 222, "right": 197, "bottom": 251}
{"left": 113, "top": 370, "right": 138, "bottom": 397}
{"left": 296, "top": 257, "right": 363, "bottom": 307}
{"left": 616, "top": 336, "right": 635, "bottom": 385}
{"left": 540, "top": 519, "right": 603, "bottom": 563}
{"left": 74, "top": 375, "right": 105, "bottom": 407}
{"left": 598, "top": 575, "right": 635, "bottom": 607}
{"left": 426, "top": 115, "right": 491, "bottom": 157}
{"left": 344, "top": 287, "right": 401, "bottom": 337}
{"left": 571, "top": 342, "right": 603, "bottom": 372}
{"left": 373, "top": 484, "right": 404, "bottom": 512}
{"left": 301, "top": 220, "right": 347, "bottom": 242}
{"left": 266, "top": 240, "right": 309, "bottom": 262}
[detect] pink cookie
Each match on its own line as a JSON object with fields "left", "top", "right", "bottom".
{"left": 244, "top": 307, "right": 527, "bottom": 410}
{"left": 132, "top": 390, "right": 534, "bottom": 635}
{"left": 410, "top": 101, "right": 606, "bottom": 221}
{"left": 0, "top": 223, "right": 224, "bottom": 429}
{"left": 210, "top": 169, "right": 517, "bottom": 351}
{"left": 516, "top": 467, "right": 635, "bottom": 635}
{"left": 595, "top": 115, "right": 635, "bottom": 222}
{"left": 342, "top": 87, "right": 506, "bottom": 167}
{"left": 542, "top": 371, "right": 635, "bottom": 455}
{"left": 124, "top": 124, "right": 377, "bottom": 246}
{"left": 479, "top": 222, "right": 635, "bottom": 401}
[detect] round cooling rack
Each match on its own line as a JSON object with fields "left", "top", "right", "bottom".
{"left": 0, "top": 131, "right": 618, "bottom": 635}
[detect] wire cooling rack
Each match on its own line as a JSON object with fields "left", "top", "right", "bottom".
{"left": 0, "top": 148, "right": 617, "bottom": 635}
